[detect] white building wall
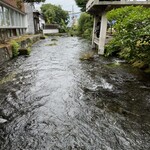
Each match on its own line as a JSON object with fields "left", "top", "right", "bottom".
{"left": 39, "top": 17, "right": 45, "bottom": 30}
{"left": 43, "top": 29, "right": 59, "bottom": 34}
{"left": 24, "top": 3, "right": 35, "bottom": 34}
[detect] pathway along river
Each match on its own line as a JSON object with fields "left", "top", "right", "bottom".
{"left": 0, "top": 36, "right": 150, "bottom": 150}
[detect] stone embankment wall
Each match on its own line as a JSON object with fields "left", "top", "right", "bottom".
{"left": 0, "top": 35, "right": 41, "bottom": 65}
{"left": 0, "top": 45, "right": 12, "bottom": 65}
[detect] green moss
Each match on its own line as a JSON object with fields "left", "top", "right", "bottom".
{"left": 27, "top": 47, "right": 31, "bottom": 55}
{"left": 80, "top": 52, "right": 94, "bottom": 61}
{"left": 144, "top": 68, "right": 150, "bottom": 74}
{"left": 40, "top": 36, "right": 46, "bottom": 39}
{"left": 11, "top": 40, "right": 20, "bottom": 57}
{"left": 51, "top": 38, "right": 58, "bottom": 41}
{"left": 28, "top": 38, "right": 32, "bottom": 43}
{"left": 0, "top": 73, "right": 16, "bottom": 85}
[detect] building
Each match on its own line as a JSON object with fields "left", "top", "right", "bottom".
{"left": 39, "top": 13, "right": 45, "bottom": 31}
{"left": 43, "top": 24, "right": 59, "bottom": 34}
{"left": 24, "top": 2, "right": 34, "bottom": 34}
{"left": 24, "top": 4, "right": 45, "bottom": 34}
{"left": 86, "top": 0, "right": 150, "bottom": 55}
{"left": 0, "top": 0, "right": 26, "bottom": 43}
{"left": 0, "top": 1, "right": 45, "bottom": 43}
{"left": 33, "top": 10, "right": 45, "bottom": 33}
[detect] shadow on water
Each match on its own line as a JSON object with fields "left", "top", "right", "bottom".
{"left": 0, "top": 36, "right": 150, "bottom": 150}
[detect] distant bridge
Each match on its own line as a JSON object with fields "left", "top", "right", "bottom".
{"left": 86, "top": 0, "right": 150, "bottom": 55}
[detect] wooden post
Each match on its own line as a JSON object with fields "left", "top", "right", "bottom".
{"left": 98, "top": 11, "right": 107, "bottom": 55}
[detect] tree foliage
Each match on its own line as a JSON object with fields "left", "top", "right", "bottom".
{"left": 41, "top": 3, "right": 69, "bottom": 25}
{"left": 78, "top": 12, "right": 93, "bottom": 40}
{"left": 75, "top": 0, "right": 88, "bottom": 12}
{"left": 106, "top": 6, "right": 150, "bottom": 66}
{"left": 22, "top": 0, "right": 45, "bottom": 3}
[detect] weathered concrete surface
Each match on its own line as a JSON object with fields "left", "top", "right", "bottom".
{"left": 0, "top": 45, "right": 12, "bottom": 65}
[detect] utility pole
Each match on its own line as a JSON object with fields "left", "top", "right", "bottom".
{"left": 71, "top": 5, "right": 74, "bottom": 27}
{"left": 72, "top": 5, "right": 74, "bottom": 17}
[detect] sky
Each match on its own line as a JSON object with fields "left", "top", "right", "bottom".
{"left": 35, "top": 0, "right": 81, "bottom": 13}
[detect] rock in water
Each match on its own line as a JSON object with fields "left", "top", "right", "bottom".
{"left": 0, "top": 118, "right": 7, "bottom": 123}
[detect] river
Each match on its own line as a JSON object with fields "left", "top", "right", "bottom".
{"left": 0, "top": 36, "right": 150, "bottom": 150}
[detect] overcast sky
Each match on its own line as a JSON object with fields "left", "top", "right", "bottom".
{"left": 35, "top": 0, "right": 80, "bottom": 13}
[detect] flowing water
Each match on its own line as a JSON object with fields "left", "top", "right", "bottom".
{"left": 0, "top": 36, "right": 150, "bottom": 150}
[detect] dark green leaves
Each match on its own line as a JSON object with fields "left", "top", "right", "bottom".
{"left": 41, "top": 4, "right": 69, "bottom": 25}
{"left": 106, "top": 6, "right": 150, "bottom": 66}
{"left": 75, "top": 0, "right": 88, "bottom": 12}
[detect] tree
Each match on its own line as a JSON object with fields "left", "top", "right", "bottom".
{"left": 78, "top": 12, "right": 93, "bottom": 39}
{"left": 41, "top": 3, "right": 69, "bottom": 25}
{"left": 75, "top": 0, "right": 88, "bottom": 12}
{"left": 106, "top": 6, "right": 150, "bottom": 67}
{"left": 75, "top": 0, "right": 94, "bottom": 39}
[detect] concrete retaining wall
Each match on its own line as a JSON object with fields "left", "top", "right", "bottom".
{"left": 0, "top": 45, "right": 12, "bottom": 65}
{"left": 0, "top": 34, "right": 41, "bottom": 65}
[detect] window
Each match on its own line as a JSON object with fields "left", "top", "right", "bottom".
{"left": 15, "top": 12, "right": 19, "bottom": 26}
{"left": 0, "top": 4, "right": 26, "bottom": 40}
{"left": 16, "top": 12, "right": 20, "bottom": 26}
{"left": 0, "top": 5, "right": 4, "bottom": 26}
{"left": 22, "top": 15, "right": 25, "bottom": 27}
{"left": 19, "top": 14, "right": 21, "bottom": 26}
{"left": 4, "top": 7, "right": 10, "bottom": 26}
{"left": 10, "top": 9, "right": 15, "bottom": 26}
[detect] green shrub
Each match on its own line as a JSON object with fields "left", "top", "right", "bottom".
{"left": 83, "top": 28, "right": 92, "bottom": 40}
{"left": 27, "top": 47, "right": 31, "bottom": 55}
{"left": 68, "top": 25, "right": 78, "bottom": 36}
{"left": 105, "top": 38, "right": 121, "bottom": 56}
{"left": 11, "top": 40, "right": 20, "bottom": 57}
{"left": 78, "top": 13, "right": 93, "bottom": 40}
{"left": 60, "top": 19, "right": 69, "bottom": 33}
{"left": 106, "top": 6, "right": 150, "bottom": 66}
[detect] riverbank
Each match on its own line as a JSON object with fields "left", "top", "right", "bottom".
{"left": 0, "top": 36, "right": 150, "bottom": 149}
{"left": 0, "top": 34, "right": 42, "bottom": 65}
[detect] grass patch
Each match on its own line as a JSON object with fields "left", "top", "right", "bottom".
{"left": 10, "top": 35, "right": 31, "bottom": 43}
